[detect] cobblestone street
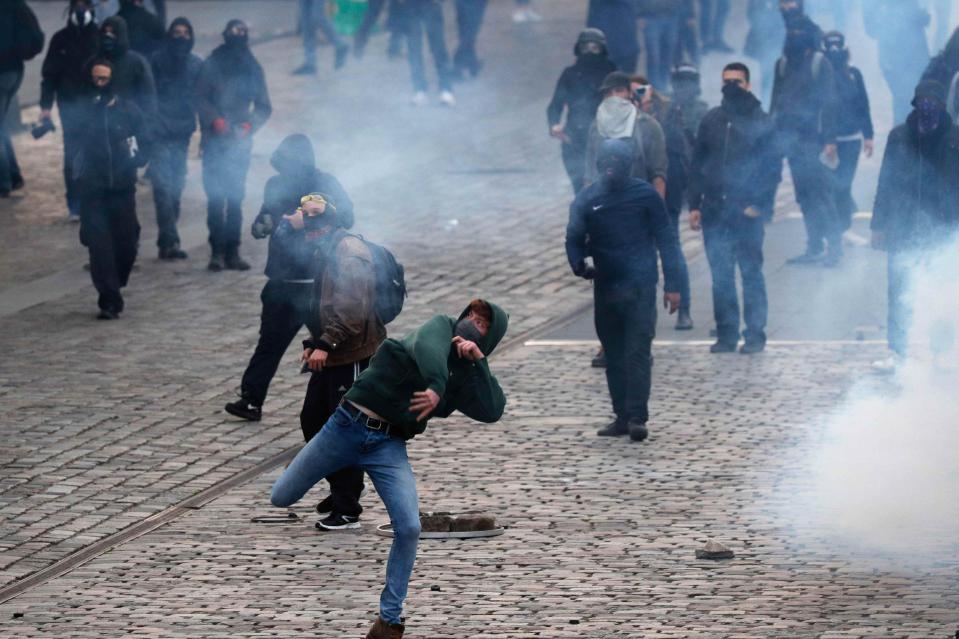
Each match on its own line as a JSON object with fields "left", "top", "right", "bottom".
{"left": 0, "top": 0, "right": 957, "bottom": 637}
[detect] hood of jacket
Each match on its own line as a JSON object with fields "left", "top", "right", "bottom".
{"left": 596, "top": 96, "right": 637, "bottom": 139}
{"left": 167, "top": 16, "right": 195, "bottom": 41}
{"left": 270, "top": 134, "right": 316, "bottom": 176}
{"left": 100, "top": 15, "right": 130, "bottom": 57}
{"left": 455, "top": 300, "right": 508, "bottom": 357}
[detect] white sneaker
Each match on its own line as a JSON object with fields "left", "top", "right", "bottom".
{"left": 411, "top": 91, "right": 428, "bottom": 106}
{"left": 871, "top": 355, "right": 903, "bottom": 374}
{"left": 439, "top": 90, "right": 456, "bottom": 107}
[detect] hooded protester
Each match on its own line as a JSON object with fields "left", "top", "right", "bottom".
{"left": 89, "top": 16, "right": 158, "bottom": 118}
{"left": 0, "top": 0, "right": 43, "bottom": 197}
{"left": 148, "top": 17, "right": 201, "bottom": 260}
{"left": 583, "top": 71, "right": 668, "bottom": 198}
{"left": 744, "top": 0, "right": 784, "bottom": 106}
{"left": 196, "top": 19, "right": 272, "bottom": 272}
{"left": 669, "top": 64, "right": 709, "bottom": 145}
{"left": 226, "top": 134, "right": 354, "bottom": 423}
{"left": 632, "top": 75, "right": 694, "bottom": 330}
{"left": 39, "top": 0, "right": 99, "bottom": 218}
{"left": 271, "top": 299, "right": 508, "bottom": 639}
{"left": 586, "top": 0, "right": 639, "bottom": 74}
{"left": 74, "top": 59, "right": 150, "bottom": 319}
{"left": 864, "top": 0, "right": 931, "bottom": 126}
{"left": 689, "top": 62, "right": 781, "bottom": 354}
{"left": 566, "top": 139, "right": 684, "bottom": 442}
{"left": 777, "top": 0, "right": 822, "bottom": 46}
{"left": 547, "top": 28, "right": 617, "bottom": 194}
{"left": 871, "top": 80, "right": 959, "bottom": 365}
{"left": 822, "top": 31, "right": 874, "bottom": 233}
{"left": 117, "top": 0, "right": 164, "bottom": 58}
{"left": 770, "top": 17, "right": 842, "bottom": 266}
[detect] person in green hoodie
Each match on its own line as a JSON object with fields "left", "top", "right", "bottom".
{"left": 270, "top": 298, "right": 508, "bottom": 639}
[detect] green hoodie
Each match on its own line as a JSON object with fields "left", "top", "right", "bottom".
{"left": 344, "top": 301, "right": 509, "bottom": 440}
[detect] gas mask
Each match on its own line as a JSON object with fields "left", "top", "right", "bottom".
{"left": 454, "top": 318, "right": 484, "bottom": 345}
{"left": 70, "top": 8, "right": 93, "bottom": 27}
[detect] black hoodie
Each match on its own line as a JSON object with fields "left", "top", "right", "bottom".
{"left": 150, "top": 18, "right": 202, "bottom": 140}
{"left": 195, "top": 36, "right": 272, "bottom": 138}
{"left": 88, "top": 16, "right": 158, "bottom": 117}
{"left": 117, "top": 0, "right": 165, "bottom": 58}
{"left": 255, "top": 135, "right": 355, "bottom": 281}
{"left": 0, "top": 0, "right": 44, "bottom": 73}
{"left": 40, "top": 14, "right": 99, "bottom": 112}
{"left": 547, "top": 53, "right": 617, "bottom": 143}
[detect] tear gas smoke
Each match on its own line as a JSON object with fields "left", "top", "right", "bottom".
{"left": 808, "top": 233, "right": 959, "bottom": 559}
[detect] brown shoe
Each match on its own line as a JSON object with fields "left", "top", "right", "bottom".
{"left": 366, "top": 616, "right": 404, "bottom": 639}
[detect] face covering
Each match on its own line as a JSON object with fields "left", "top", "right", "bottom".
{"left": 101, "top": 33, "right": 119, "bottom": 55}
{"left": 224, "top": 33, "right": 248, "bottom": 49}
{"left": 722, "top": 81, "right": 751, "bottom": 110}
{"left": 454, "top": 318, "right": 484, "bottom": 345}
{"left": 170, "top": 37, "right": 193, "bottom": 57}
{"left": 825, "top": 49, "right": 849, "bottom": 69}
{"left": 578, "top": 52, "right": 605, "bottom": 66}
{"left": 597, "top": 154, "right": 630, "bottom": 190}
{"left": 784, "top": 31, "right": 813, "bottom": 57}
{"left": 70, "top": 8, "right": 93, "bottom": 27}
{"left": 916, "top": 98, "right": 943, "bottom": 135}
{"left": 780, "top": 5, "right": 801, "bottom": 20}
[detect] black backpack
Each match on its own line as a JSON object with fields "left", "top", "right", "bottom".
{"left": 335, "top": 232, "right": 407, "bottom": 325}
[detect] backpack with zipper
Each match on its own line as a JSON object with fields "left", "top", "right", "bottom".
{"left": 333, "top": 232, "right": 407, "bottom": 325}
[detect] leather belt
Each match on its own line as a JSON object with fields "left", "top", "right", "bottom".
{"left": 341, "top": 400, "right": 393, "bottom": 435}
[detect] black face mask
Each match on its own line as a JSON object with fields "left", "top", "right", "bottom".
{"left": 170, "top": 36, "right": 193, "bottom": 57}
{"left": 224, "top": 33, "right": 248, "bottom": 49}
{"left": 781, "top": 6, "right": 801, "bottom": 20}
{"left": 101, "top": 33, "right": 119, "bottom": 55}
{"left": 825, "top": 49, "right": 849, "bottom": 69}
{"left": 672, "top": 81, "right": 699, "bottom": 102}
{"left": 454, "top": 318, "right": 484, "bottom": 345}
{"left": 578, "top": 52, "right": 605, "bottom": 66}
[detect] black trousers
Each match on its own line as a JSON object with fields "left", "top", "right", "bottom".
{"left": 150, "top": 137, "right": 190, "bottom": 249}
{"left": 781, "top": 131, "right": 841, "bottom": 255}
{"left": 453, "top": 0, "right": 488, "bottom": 75}
{"left": 60, "top": 105, "right": 85, "bottom": 216}
{"left": 594, "top": 285, "right": 657, "bottom": 424}
{"left": 560, "top": 131, "right": 588, "bottom": 195}
{"left": 703, "top": 214, "right": 767, "bottom": 346}
{"left": 300, "top": 358, "right": 371, "bottom": 516}
{"left": 831, "top": 139, "right": 861, "bottom": 232}
{"left": 404, "top": 0, "right": 452, "bottom": 91}
{"left": 202, "top": 137, "right": 251, "bottom": 254}
{"left": 80, "top": 188, "right": 140, "bottom": 312}
{"left": 240, "top": 280, "right": 314, "bottom": 406}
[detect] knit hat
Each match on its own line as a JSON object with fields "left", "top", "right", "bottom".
{"left": 912, "top": 80, "right": 947, "bottom": 107}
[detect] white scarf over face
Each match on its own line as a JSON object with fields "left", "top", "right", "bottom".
{"left": 596, "top": 96, "right": 637, "bottom": 139}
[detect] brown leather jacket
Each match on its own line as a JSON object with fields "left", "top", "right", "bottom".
{"left": 308, "top": 234, "right": 386, "bottom": 367}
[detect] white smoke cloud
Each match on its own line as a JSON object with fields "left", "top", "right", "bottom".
{"left": 810, "top": 234, "right": 959, "bottom": 557}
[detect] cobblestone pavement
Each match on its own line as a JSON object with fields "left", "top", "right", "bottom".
{"left": 2, "top": 0, "right": 956, "bottom": 637}
{"left": 3, "top": 343, "right": 958, "bottom": 638}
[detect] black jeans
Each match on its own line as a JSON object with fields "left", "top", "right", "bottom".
{"left": 240, "top": 280, "right": 314, "bottom": 406}
{"left": 300, "top": 358, "right": 371, "bottom": 517}
{"left": 202, "top": 137, "right": 252, "bottom": 254}
{"left": 453, "top": 0, "right": 488, "bottom": 74}
{"left": 80, "top": 188, "right": 140, "bottom": 312}
{"left": 404, "top": 0, "right": 452, "bottom": 92}
{"left": 667, "top": 203, "right": 692, "bottom": 314}
{"left": 560, "top": 131, "right": 588, "bottom": 195}
{"left": 781, "top": 130, "right": 841, "bottom": 255}
{"left": 150, "top": 137, "right": 190, "bottom": 249}
{"left": 832, "top": 139, "right": 861, "bottom": 232}
{"left": 594, "top": 285, "right": 657, "bottom": 424}
{"left": 703, "top": 214, "right": 767, "bottom": 346}
{"left": 60, "top": 105, "right": 85, "bottom": 216}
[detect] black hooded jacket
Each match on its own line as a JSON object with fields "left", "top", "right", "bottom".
{"left": 117, "top": 1, "right": 165, "bottom": 58}
{"left": 872, "top": 111, "right": 959, "bottom": 251}
{"left": 88, "top": 16, "right": 158, "bottom": 117}
{"left": 150, "top": 18, "right": 202, "bottom": 140}
{"left": 688, "top": 88, "right": 781, "bottom": 224}
{"left": 254, "top": 135, "right": 355, "bottom": 281}
{"left": 74, "top": 91, "right": 149, "bottom": 192}
{"left": 0, "top": 0, "right": 44, "bottom": 74}
{"left": 770, "top": 44, "right": 838, "bottom": 142}
{"left": 40, "top": 17, "right": 99, "bottom": 112}
{"left": 547, "top": 53, "right": 617, "bottom": 143}
{"left": 195, "top": 40, "right": 272, "bottom": 140}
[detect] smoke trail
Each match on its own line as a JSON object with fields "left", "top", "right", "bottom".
{"left": 809, "top": 234, "right": 959, "bottom": 558}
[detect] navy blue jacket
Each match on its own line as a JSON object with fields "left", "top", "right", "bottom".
{"left": 566, "top": 178, "right": 683, "bottom": 293}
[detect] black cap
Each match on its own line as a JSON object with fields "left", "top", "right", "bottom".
{"left": 912, "top": 80, "right": 947, "bottom": 107}
{"left": 599, "top": 71, "right": 632, "bottom": 94}
{"left": 576, "top": 28, "right": 607, "bottom": 53}
{"left": 671, "top": 64, "right": 700, "bottom": 83}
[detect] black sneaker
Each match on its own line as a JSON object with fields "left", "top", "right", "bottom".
{"left": 591, "top": 348, "right": 607, "bottom": 368}
{"left": 739, "top": 341, "right": 765, "bottom": 355}
{"left": 597, "top": 420, "right": 628, "bottom": 437}
{"left": 316, "top": 484, "right": 368, "bottom": 515}
{"left": 315, "top": 512, "right": 360, "bottom": 531}
{"left": 628, "top": 420, "right": 649, "bottom": 442}
{"left": 675, "top": 311, "right": 693, "bottom": 331}
{"left": 710, "top": 341, "right": 737, "bottom": 353}
{"left": 208, "top": 254, "right": 225, "bottom": 271}
{"left": 224, "top": 399, "right": 262, "bottom": 421}
{"left": 224, "top": 253, "right": 251, "bottom": 271}
{"left": 292, "top": 62, "right": 317, "bottom": 76}
{"left": 96, "top": 308, "right": 119, "bottom": 320}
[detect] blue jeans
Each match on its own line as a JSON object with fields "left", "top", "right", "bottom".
{"left": 271, "top": 406, "right": 421, "bottom": 625}
{"left": 703, "top": 215, "right": 767, "bottom": 346}
{"left": 643, "top": 16, "right": 679, "bottom": 90}
{"left": 404, "top": 0, "right": 452, "bottom": 91}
